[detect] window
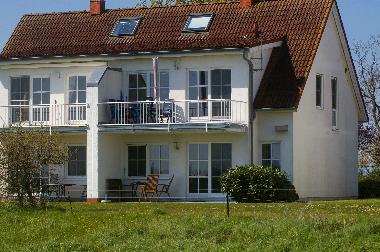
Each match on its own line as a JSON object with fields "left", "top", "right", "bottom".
{"left": 128, "top": 71, "right": 169, "bottom": 101}
{"left": 112, "top": 18, "right": 141, "bottom": 36}
{"left": 184, "top": 14, "right": 213, "bottom": 32}
{"left": 188, "top": 143, "right": 232, "bottom": 194}
{"left": 150, "top": 144, "right": 169, "bottom": 175}
{"left": 32, "top": 77, "right": 50, "bottom": 122}
{"left": 68, "top": 76, "right": 86, "bottom": 121}
{"left": 67, "top": 146, "right": 86, "bottom": 177}
{"left": 10, "top": 76, "right": 30, "bottom": 123}
{"left": 188, "top": 69, "right": 232, "bottom": 118}
{"left": 316, "top": 74, "right": 323, "bottom": 108}
{"left": 128, "top": 146, "right": 146, "bottom": 177}
{"left": 153, "top": 71, "right": 169, "bottom": 101}
{"left": 69, "top": 76, "right": 86, "bottom": 104}
{"left": 211, "top": 143, "right": 232, "bottom": 193}
{"left": 262, "top": 143, "right": 281, "bottom": 169}
{"left": 211, "top": 69, "right": 231, "bottom": 117}
{"left": 189, "top": 70, "right": 208, "bottom": 117}
{"left": 189, "top": 144, "right": 209, "bottom": 194}
{"left": 331, "top": 77, "right": 338, "bottom": 128}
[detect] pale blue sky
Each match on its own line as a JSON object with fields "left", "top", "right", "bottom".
{"left": 0, "top": 0, "right": 379, "bottom": 50}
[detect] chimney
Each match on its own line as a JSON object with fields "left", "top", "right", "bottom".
{"left": 90, "top": 0, "right": 106, "bottom": 15}
{"left": 240, "top": 0, "right": 255, "bottom": 7}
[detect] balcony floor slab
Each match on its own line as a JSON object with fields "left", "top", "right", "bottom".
{"left": 97, "top": 123, "right": 247, "bottom": 133}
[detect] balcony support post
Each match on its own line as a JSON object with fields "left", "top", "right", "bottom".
{"left": 86, "top": 85, "right": 100, "bottom": 201}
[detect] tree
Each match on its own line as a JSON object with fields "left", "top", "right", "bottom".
{"left": 353, "top": 35, "right": 380, "bottom": 131}
{"left": 0, "top": 127, "right": 67, "bottom": 207}
{"left": 136, "top": 0, "right": 225, "bottom": 7}
{"left": 353, "top": 35, "right": 380, "bottom": 170}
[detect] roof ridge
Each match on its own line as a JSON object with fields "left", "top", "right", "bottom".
{"left": 22, "top": 1, "right": 240, "bottom": 17}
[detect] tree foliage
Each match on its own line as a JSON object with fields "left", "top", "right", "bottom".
{"left": 354, "top": 35, "right": 380, "bottom": 171}
{"left": 354, "top": 35, "right": 380, "bottom": 131}
{"left": 0, "top": 127, "right": 67, "bottom": 207}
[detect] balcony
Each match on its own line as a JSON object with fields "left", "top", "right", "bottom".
{"left": 0, "top": 104, "right": 87, "bottom": 129}
{"left": 98, "top": 99, "right": 248, "bottom": 132}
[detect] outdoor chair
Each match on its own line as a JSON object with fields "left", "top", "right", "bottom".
{"left": 145, "top": 97, "right": 157, "bottom": 123}
{"left": 106, "top": 179, "right": 122, "bottom": 202}
{"left": 160, "top": 101, "right": 174, "bottom": 123}
{"left": 158, "top": 174, "right": 174, "bottom": 200}
{"left": 140, "top": 175, "right": 159, "bottom": 201}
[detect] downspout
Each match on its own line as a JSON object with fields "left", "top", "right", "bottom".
{"left": 243, "top": 48, "right": 255, "bottom": 165}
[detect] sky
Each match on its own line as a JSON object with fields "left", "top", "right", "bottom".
{"left": 0, "top": 0, "right": 379, "bottom": 51}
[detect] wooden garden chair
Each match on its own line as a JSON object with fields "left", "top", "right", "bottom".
{"left": 140, "top": 175, "right": 159, "bottom": 201}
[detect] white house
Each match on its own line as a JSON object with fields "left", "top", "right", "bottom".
{"left": 0, "top": 0, "right": 367, "bottom": 201}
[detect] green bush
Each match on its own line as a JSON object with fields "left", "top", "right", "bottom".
{"left": 359, "top": 179, "right": 380, "bottom": 198}
{"left": 220, "top": 165, "right": 299, "bottom": 203}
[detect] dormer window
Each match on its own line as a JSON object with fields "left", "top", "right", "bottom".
{"left": 112, "top": 18, "right": 141, "bottom": 36}
{"left": 184, "top": 13, "right": 213, "bottom": 32}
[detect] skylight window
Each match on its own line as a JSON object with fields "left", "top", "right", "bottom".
{"left": 112, "top": 18, "right": 141, "bottom": 36}
{"left": 184, "top": 13, "right": 213, "bottom": 32}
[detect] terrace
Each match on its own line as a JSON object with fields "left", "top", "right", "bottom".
{"left": 97, "top": 99, "right": 248, "bottom": 132}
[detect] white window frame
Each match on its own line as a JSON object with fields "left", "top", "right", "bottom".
{"left": 9, "top": 76, "right": 31, "bottom": 123}
{"left": 187, "top": 68, "right": 232, "bottom": 120}
{"left": 32, "top": 77, "right": 51, "bottom": 105}
{"left": 125, "top": 143, "right": 171, "bottom": 179}
{"left": 149, "top": 144, "right": 170, "bottom": 176}
{"left": 316, "top": 74, "right": 324, "bottom": 109}
{"left": 65, "top": 144, "right": 87, "bottom": 179}
{"left": 67, "top": 75, "right": 87, "bottom": 104}
{"left": 187, "top": 68, "right": 232, "bottom": 100}
{"left": 331, "top": 77, "right": 338, "bottom": 130}
{"left": 184, "top": 13, "right": 214, "bottom": 32}
{"left": 261, "top": 143, "right": 281, "bottom": 169}
{"left": 187, "top": 142, "right": 232, "bottom": 196}
{"left": 127, "top": 70, "right": 170, "bottom": 102}
{"left": 31, "top": 76, "right": 51, "bottom": 123}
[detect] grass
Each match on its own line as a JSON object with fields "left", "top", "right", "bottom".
{"left": 1, "top": 200, "right": 380, "bottom": 251}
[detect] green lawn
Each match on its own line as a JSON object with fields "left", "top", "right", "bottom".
{"left": 1, "top": 200, "right": 380, "bottom": 251}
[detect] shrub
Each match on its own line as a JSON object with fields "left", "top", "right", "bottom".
{"left": 359, "top": 179, "right": 380, "bottom": 198}
{"left": 0, "top": 127, "right": 67, "bottom": 207}
{"left": 220, "top": 165, "right": 299, "bottom": 203}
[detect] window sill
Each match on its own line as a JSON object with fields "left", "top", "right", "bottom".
{"left": 64, "top": 176, "right": 87, "bottom": 180}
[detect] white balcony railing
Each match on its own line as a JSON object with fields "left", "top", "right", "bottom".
{"left": 0, "top": 104, "right": 87, "bottom": 128}
{"left": 98, "top": 99, "right": 247, "bottom": 126}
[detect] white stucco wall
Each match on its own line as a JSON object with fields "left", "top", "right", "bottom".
{"left": 108, "top": 53, "right": 251, "bottom": 104}
{"left": 96, "top": 131, "right": 250, "bottom": 199}
{"left": 253, "top": 111, "right": 294, "bottom": 180}
{"left": 292, "top": 11, "right": 359, "bottom": 198}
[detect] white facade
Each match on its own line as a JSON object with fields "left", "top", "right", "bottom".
{"left": 0, "top": 7, "right": 365, "bottom": 201}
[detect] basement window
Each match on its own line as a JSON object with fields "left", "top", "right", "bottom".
{"left": 184, "top": 13, "right": 214, "bottom": 32}
{"left": 112, "top": 18, "right": 141, "bottom": 36}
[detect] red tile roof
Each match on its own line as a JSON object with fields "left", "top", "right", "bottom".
{"left": 254, "top": 42, "right": 305, "bottom": 109}
{"left": 1, "top": 0, "right": 335, "bottom": 109}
